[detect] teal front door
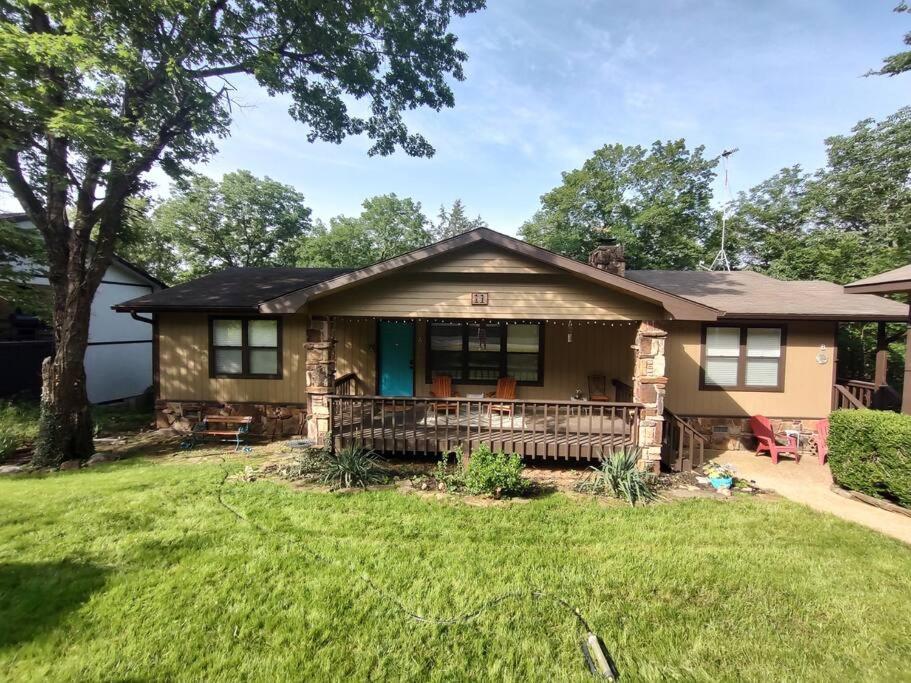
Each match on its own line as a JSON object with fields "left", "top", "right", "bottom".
{"left": 378, "top": 321, "right": 415, "bottom": 396}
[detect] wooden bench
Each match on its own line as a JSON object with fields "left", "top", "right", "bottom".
{"left": 189, "top": 415, "right": 254, "bottom": 451}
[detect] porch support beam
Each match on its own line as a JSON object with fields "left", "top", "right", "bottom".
{"left": 305, "top": 315, "right": 336, "bottom": 443}
{"left": 904, "top": 300, "right": 911, "bottom": 415}
{"left": 633, "top": 321, "right": 667, "bottom": 472}
{"left": 875, "top": 321, "right": 888, "bottom": 388}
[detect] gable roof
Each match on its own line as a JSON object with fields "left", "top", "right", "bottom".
{"left": 258, "top": 228, "right": 720, "bottom": 320}
{"left": 115, "top": 267, "right": 351, "bottom": 312}
{"left": 627, "top": 270, "right": 908, "bottom": 321}
{"left": 112, "top": 228, "right": 908, "bottom": 322}
{"left": 844, "top": 264, "right": 911, "bottom": 295}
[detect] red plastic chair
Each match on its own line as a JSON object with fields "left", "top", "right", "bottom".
{"left": 813, "top": 418, "right": 829, "bottom": 465}
{"left": 749, "top": 415, "right": 800, "bottom": 464}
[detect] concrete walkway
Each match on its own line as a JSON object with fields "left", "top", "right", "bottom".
{"left": 708, "top": 450, "right": 911, "bottom": 545}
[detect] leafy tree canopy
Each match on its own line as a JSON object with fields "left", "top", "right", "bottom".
{"left": 298, "top": 193, "right": 432, "bottom": 267}
{"left": 128, "top": 171, "right": 312, "bottom": 283}
{"left": 0, "top": 0, "right": 483, "bottom": 464}
{"left": 519, "top": 140, "right": 717, "bottom": 269}
{"left": 731, "top": 107, "right": 911, "bottom": 283}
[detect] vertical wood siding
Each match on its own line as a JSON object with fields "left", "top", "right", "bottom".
{"left": 158, "top": 311, "right": 309, "bottom": 403}
{"left": 329, "top": 318, "right": 638, "bottom": 400}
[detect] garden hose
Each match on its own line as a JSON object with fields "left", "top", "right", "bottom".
{"left": 211, "top": 458, "right": 618, "bottom": 679}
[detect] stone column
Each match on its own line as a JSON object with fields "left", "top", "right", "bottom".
{"left": 305, "top": 316, "right": 336, "bottom": 444}
{"left": 633, "top": 320, "right": 667, "bottom": 472}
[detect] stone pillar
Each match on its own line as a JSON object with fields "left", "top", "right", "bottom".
{"left": 633, "top": 320, "right": 667, "bottom": 472}
{"left": 305, "top": 316, "right": 336, "bottom": 444}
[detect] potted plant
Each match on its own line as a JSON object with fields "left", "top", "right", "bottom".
{"left": 703, "top": 462, "right": 736, "bottom": 490}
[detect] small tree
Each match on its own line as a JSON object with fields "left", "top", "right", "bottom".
{"left": 434, "top": 198, "right": 487, "bottom": 240}
{"left": 0, "top": 0, "right": 484, "bottom": 465}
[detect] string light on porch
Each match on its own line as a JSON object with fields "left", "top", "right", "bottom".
{"left": 327, "top": 316, "right": 638, "bottom": 328}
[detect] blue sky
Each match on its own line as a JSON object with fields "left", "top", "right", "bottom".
{"left": 6, "top": 1, "right": 909, "bottom": 234}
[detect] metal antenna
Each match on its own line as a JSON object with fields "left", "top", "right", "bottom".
{"left": 706, "top": 147, "right": 739, "bottom": 271}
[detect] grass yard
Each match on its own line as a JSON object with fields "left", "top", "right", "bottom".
{"left": 1, "top": 456, "right": 911, "bottom": 681}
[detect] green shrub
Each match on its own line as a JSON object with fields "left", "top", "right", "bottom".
{"left": 577, "top": 448, "right": 656, "bottom": 506}
{"left": 275, "top": 448, "right": 325, "bottom": 480}
{"left": 829, "top": 410, "right": 911, "bottom": 508}
{"left": 317, "top": 446, "right": 388, "bottom": 490}
{"left": 463, "top": 444, "right": 528, "bottom": 496}
{"left": 435, "top": 445, "right": 466, "bottom": 490}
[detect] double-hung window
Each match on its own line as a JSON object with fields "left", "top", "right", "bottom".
{"left": 210, "top": 317, "right": 282, "bottom": 379}
{"left": 427, "top": 321, "right": 543, "bottom": 385}
{"left": 701, "top": 325, "right": 784, "bottom": 390}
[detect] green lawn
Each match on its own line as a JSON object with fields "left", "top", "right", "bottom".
{"left": 1, "top": 457, "right": 910, "bottom": 681}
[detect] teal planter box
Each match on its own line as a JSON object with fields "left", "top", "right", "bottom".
{"left": 709, "top": 476, "right": 733, "bottom": 490}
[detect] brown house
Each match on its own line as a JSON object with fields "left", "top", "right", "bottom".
{"left": 114, "top": 229, "right": 908, "bottom": 471}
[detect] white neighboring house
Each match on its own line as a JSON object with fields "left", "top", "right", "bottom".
{"left": 1, "top": 212, "right": 165, "bottom": 403}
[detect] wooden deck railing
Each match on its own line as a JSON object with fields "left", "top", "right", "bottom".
{"left": 333, "top": 372, "right": 360, "bottom": 396}
{"left": 833, "top": 378, "right": 901, "bottom": 411}
{"left": 834, "top": 378, "right": 874, "bottom": 409}
{"left": 327, "top": 395, "right": 642, "bottom": 461}
{"left": 662, "top": 409, "right": 706, "bottom": 472}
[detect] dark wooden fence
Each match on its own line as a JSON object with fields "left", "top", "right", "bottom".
{"left": 328, "top": 395, "right": 642, "bottom": 461}
{"left": 0, "top": 340, "right": 52, "bottom": 398}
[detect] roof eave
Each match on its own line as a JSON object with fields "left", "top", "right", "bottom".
{"left": 719, "top": 312, "right": 909, "bottom": 322}
{"left": 844, "top": 281, "right": 911, "bottom": 295}
{"left": 112, "top": 304, "right": 261, "bottom": 314}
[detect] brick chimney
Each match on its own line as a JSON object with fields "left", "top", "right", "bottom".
{"left": 588, "top": 236, "right": 625, "bottom": 277}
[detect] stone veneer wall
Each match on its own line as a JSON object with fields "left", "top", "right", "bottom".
{"left": 155, "top": 400, "right": 306, "bottom": 438}
{"left": 633, "top": 321, "right": 667, "bottom": 472}
{"left": 685, "top": 415, "right": 825, "bottom": 453}
{"left": 305, "top": 316, "right": 336, "bottom": 444}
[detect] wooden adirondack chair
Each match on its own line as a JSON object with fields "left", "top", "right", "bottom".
{"left": 429, "top": 374, "right": 459, "bottom": 415}
{"left": 749, "top": 415, "right": 800, "bottom": 464}
{"left": 812, "top": 418, "right": 829, "bottom": 465}
{"left": 486, "top": 377, "right": 517, "bottom": 417}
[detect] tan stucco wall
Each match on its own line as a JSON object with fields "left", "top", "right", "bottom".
{"left": 664, "top": 320, "right": 836, "bottom": 419}
{"left": 157, "top": 311, "right": 310, "bottom": 404}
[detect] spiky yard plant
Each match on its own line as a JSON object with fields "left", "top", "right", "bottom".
{"left": 579, "top": 447, "right": 657, "bottom": 506}
{"left": 317, "top": 446, "right": 388, "bottom": 490}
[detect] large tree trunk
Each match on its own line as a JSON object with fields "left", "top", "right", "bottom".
{"left": 31, "top": 257, "right": 97, "bottom": 467}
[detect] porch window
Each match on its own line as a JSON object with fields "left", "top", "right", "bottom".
{"left": 210, "top": 317, "right": 282, "bottom": 379}
{"left": 427, "top": 321, "right": 543, "bottom": 385}
{"left": 701, "top": 324, "right": 785, "bottom": 391}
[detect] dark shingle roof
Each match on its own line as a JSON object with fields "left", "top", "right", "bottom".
{"left": 626, "top": 270, "right": 908, "bottom": 320}
{"left": 115, "top": 267, "right": 351, "bottom": 311}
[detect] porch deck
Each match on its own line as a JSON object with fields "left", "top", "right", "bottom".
{"left": 328, "top": 395, "right": 642, "bottom": 460}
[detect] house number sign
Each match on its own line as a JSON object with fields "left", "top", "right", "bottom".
{"left": 471, "top": 292, "right": 489, "bottom": 306}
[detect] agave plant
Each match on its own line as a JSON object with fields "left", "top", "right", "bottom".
{"left": 578, "top": 447, "right": 657, "bottom": 506}
{"left": 317, "top": 445, "right": 388, "bottom": 490}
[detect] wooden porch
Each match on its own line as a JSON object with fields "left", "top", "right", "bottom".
{"left": 327, "top": 394, "right": 642, "bottom": 460}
